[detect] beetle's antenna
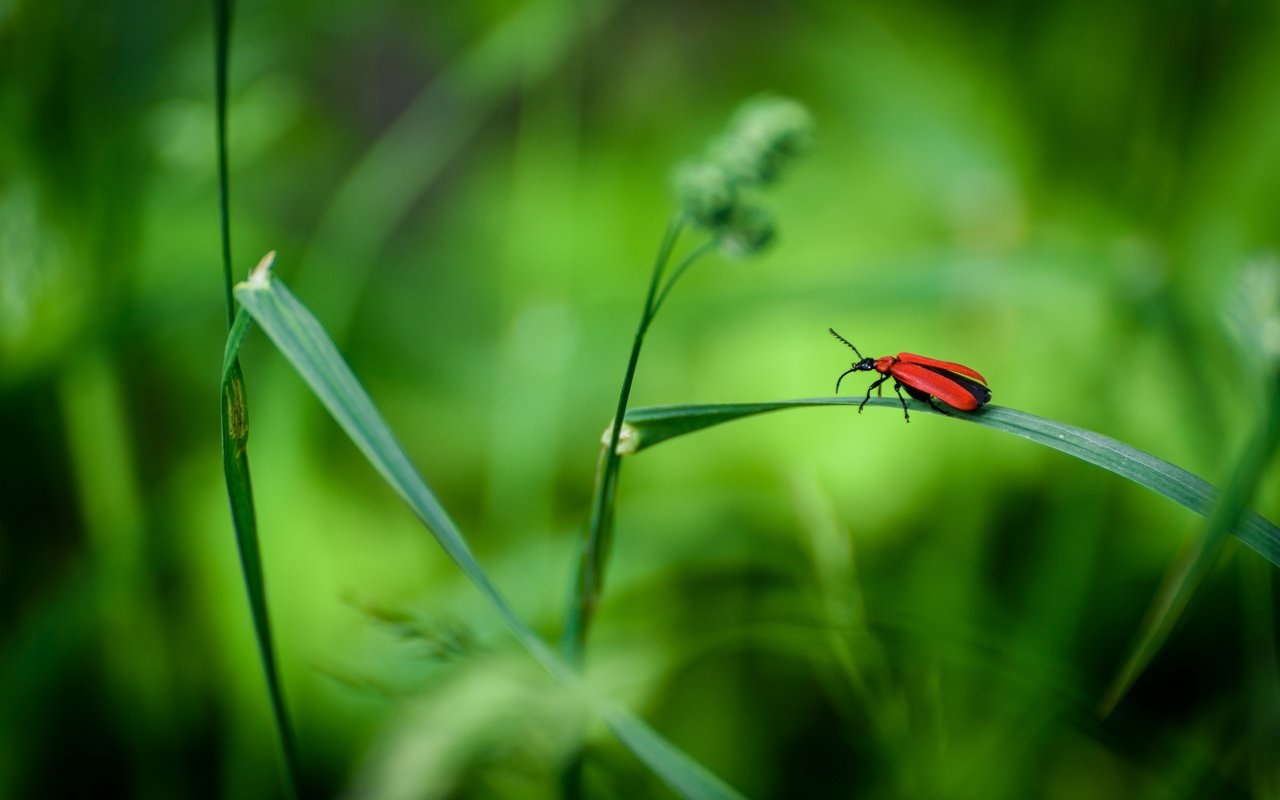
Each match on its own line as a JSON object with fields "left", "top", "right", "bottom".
{"left": 834, "top": 367, "right": 857, "bottom": 394}
{"left": 828, "top": 327, "right": 864, "bottom": 359}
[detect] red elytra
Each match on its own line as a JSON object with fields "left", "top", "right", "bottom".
{"left": 829, "top": 328, "right": 991, "bottom": 421}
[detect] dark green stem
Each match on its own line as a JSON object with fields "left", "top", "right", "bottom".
{"left": 563, "top": 215, "right": 690, "bottom": 665}
{"left": 214, "top": 0, "right": 234, "bottom": 328}
{"left": 649, "top": 238, "right": 720, "bottom": 323}
{"left": 214, "top": 1, "right": 301, "bottom": 796}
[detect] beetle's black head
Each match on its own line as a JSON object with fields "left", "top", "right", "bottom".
{"left": 834, "top": 358, "right": 876, "bottom": 394}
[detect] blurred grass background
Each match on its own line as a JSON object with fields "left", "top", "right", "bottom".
{"left": 3, "top": 0, "right": 1279, "bottom": 797}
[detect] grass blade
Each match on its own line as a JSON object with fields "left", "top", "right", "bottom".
{"left": 564, "top": 215, "right": 683, "bottom": 666}
{"left": 214, "top": 0, "right": 301, "bottom": 787}
{"left": 229, "top": 262, "right": 744, "bottom": 800}
{"left": 1099, "top": 382, "right": 1280, "bottom": 714}
{"left": 220, "top": 357, "right": 302, "bottom": 796}
{"left": 618, "top": 399, "right": 1280, "bottom": 567}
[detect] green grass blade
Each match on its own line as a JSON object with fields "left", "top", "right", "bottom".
{"left": 231, "top": 264, "right": 744, "bottom": 800}
{"left": 222, "top": 302, "right": 253, "bottom": 384}
{"left": 213, "top": 0, "right": 235, "bottom": 328}
{"left": 214, "top": 0, "right": 301, "bottom": 785}
{"left": 619, "top": 398, "right": 1280, "bottom": 567}
{"left": 597, "top": 705, "right": 740, "bottom": 800}
{"left": 233, "top": 267, "right": 512, "bottom": 620}
{"left": 564, "top": 215, "right": 683, "bottom": 666}
{"left": 220, "top": 357, "right": 301, "bottom": 797}
{"left": 1099, "top": 383, "right": 1280, "bottom": 714}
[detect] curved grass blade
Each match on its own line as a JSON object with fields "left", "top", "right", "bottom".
{"left": 618, "top": 399, "right": 1280, "bottom": 568}
{"left": 229, "top": 263, "right": 744, "bottom": 800}
{"left": 1099, "top": 380, "right": 1280, "bottom": 715}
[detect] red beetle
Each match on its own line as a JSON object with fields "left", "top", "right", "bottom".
{"left": 829, "top": 328, "right": 991, "bottom": 421}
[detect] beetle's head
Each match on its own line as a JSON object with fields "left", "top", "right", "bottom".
{"left": 834, "top": 358, "right": 876, "bottom": 393}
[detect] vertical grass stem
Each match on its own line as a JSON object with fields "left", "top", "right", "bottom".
{"left": 214, "top": 2, "right": 302, "bottom": 795}
{"left": 563, "top": 215, "right": 686, "bottom": 665}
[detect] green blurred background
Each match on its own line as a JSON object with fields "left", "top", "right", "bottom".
{"left": 3, "top": 0, "right": 1279, "bottom": 797}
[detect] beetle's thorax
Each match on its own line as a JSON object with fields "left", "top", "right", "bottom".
{"left": 873, "top": 355, "right": 897, "bottom": 374}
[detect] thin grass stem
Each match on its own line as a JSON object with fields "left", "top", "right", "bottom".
{"left": 563, "top": 214, "right": 686, "bottom": 665}
{"left": 214, "top": 0, "right": 235, "bottom": 328}
{"left": 213, "top": 3, "right": 301, "bottom": 796}
{"left": 648, "top": 237, "right": 720, "bottom": 324}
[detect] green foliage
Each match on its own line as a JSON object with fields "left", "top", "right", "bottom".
{"left": 567, "top": 96, "right": 811, "bottom": 667}
{"left": 1101, "top": 260, "right": 1280, "bottom": 713}
{"left": 231, "top": 263, "right": 745, "bottom": 800}
{"left": 5, "top": 1, "right": 1280, "bottom": 798}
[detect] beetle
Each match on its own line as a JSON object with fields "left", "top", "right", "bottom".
{"left": 829, "top": 328, "right": 991, "bottom": 422}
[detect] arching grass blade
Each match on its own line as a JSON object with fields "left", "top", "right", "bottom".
{"left": 618, "top": 399, "right": 1280, "bottom": 567}
{"left": 228, "top": 262, "right": 745, "bottom": 800}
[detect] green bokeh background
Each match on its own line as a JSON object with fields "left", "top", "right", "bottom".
{"left": 3, "top": 0, "right": 1279, "bottom": 797}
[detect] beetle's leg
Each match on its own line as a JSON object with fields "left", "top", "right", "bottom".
{"left": 901, "top": 386, "right": 952, "bottom": 417}
{"left": 892, "top": 382, "right": 911, "bottom": 422}
{"left": 860, "top": 375, "right": 889, "bottom": 413}
{"left": 903, "top": 384, "right": 952, "bottom": 417}
{"left": 926, "top": 397, "right": 952, "bottom": 416}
